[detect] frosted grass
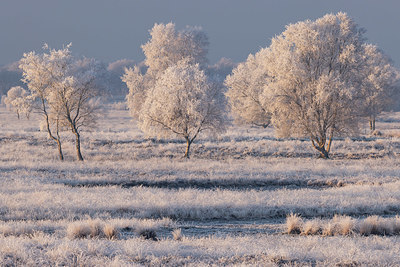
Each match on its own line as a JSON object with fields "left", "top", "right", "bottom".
{"left": 1, "top": 233, "right": 400, "bottom": 266}
{"left": 2, "top": 105, "right": 400, "bottom": 264}
{"left": 2, "top": 180, "right": 400, "bottom": 221}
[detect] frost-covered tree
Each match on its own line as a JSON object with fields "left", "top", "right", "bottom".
{"left": 360, "top": 44, "right": 400, "bottom": 131}
{"left": 263, "top": 13, "right": 370, "bottom": 158}
{"left": 141, "top": 23, "right": 208, "bottom": 77}
{"left": 124, "top": 23, "right": 209, "bottom": 121}
{"left": 122, "top": 66, "right": 147, "bottom": 119}
{"left": 225, "top": 49, "right": 271, "bottom": 128}
{"left": 139, "top": 60, "right": 227, "bottom": 158}
{"left": 124, "top": 23, "right": 226, "bottom": 157}
{"left": 4, "top": 86, "right": 33, "bottom": 119}
{"left": 20, "top": 45, "right": 67, "bottom": 160}
{"left": 48, "top": 57, "right": 99, "bottom": 161}
{"left": 20, "top": 44, "right": 99, "bottom": 161}
{"left": 231, "top": 13, "right": 394, "bottom": 158}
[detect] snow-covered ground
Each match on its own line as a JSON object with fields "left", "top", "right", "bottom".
{"left": 1, "top": 104, "right": 400, "bottom": 266}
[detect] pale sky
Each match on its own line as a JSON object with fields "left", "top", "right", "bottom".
{"left": 1, "top": 0, "right": 400, "bottom": 66}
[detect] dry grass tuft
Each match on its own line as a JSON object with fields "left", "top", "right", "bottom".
{"left": 89, "top": 219, "right": 103, "bottom": 238}
{"left": 67, "top": 222, "right": 91, "bottom": 239}
{"left": 103, "top": 224, "right": 118, "bottom": 240}
{"left": 67, "top": 220, "right": 118, "bottom": 239}
{"left": 322, "top": 222, "right": 338, "bottom": 236}
{"left": 286, "top": 213, "right": 302, "bottom": 234}
{"left": 289, "top": 214, "right": 400, "bottom": 237}
{"left": 172, "top": 228, "right": 182, "bottom": 241}
{"left": 335, "top": 215, "right": 355, "bottom": 235}
{"left": 301, "top": 220, "right": 321, "bottom": 235}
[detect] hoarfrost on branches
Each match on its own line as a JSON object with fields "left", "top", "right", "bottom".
{"left": 122, "top": 66, "right": 147, "bottom": 119}
{"left": 19, "top": 44, "right": 100, "bottom": 161}
{"left": 141, "top": 23, "right": 208, "bottom": 77}
{"left": 227, "top": 12, "right": 399, "bottom": 158}
{"left": 139, "top": 59, "right": 227, "bottom": 158}
{"left": 123, "top": 23, "right": 209, "bottom": 121}
{"left": 3, "top": 86, "right": 33, "bottom": 119}
{"left": 225, "top": 49, "right": 271, "bottom": 128}
{"left": 360, "top": 44, "right": 400, "bottom": 131}
{"left": 123, "top": 23, "right": 226, "bottom": 157}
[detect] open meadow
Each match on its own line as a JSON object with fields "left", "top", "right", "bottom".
{"left": 0, "top": 103, "right": 400, "bottom": 266}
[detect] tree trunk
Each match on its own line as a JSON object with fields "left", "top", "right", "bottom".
{"left": 56, "top": 139, "right": 64, "bottom": 161}
{"left": 369, "top": 116, "right": 376, "bottom": 131}
{"left": 317, "top": 146, "right": 330, "bottom": 159}
{"left": 311, "top": 133, "right": 333, "bottom": 159}
{"left": 44, "top": 113, "right": 64, "bottom": 161}
{"left": 184, "top": 137, "right": 192, "bottom": 159}
{"left": 74, "top": 132, "right": 84, "bottom": 161}
{"left": 55, "top": 120, "right": 64, "bottom": 161}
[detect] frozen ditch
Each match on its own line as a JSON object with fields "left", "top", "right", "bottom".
{"left": 60, "top": 178, "right": 341, "bottom": 190}
{"left": 119, "top": 219, "right": 283, "bottom": 240}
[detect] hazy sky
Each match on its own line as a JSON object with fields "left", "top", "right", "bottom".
{"left": 1, "top": 0, "right": 400, "bottom": 66}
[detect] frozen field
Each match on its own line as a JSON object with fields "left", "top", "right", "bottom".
{"left": 1, "top": 103, "right": 400, "bottom": 266}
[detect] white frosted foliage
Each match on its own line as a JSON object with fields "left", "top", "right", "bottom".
{"left": 360, "top": 44, "right": 400, "bottom": 130}
{"left": 227, "top": 12, "right": 399, "bottom": 158}
{"left": 139, "top": 60, "right": 227, "bottom": 158}
{"left": 19, "top": 44, "right": 100, "bottom": 161}
{"left": 3, "top": 86, "right": 33, "bottom": 119}
{"left": 122, "top": 66, "right": 147, "bottom": 119}
{"left": 225, "top": 49, "right": 271, "bottom": 128}
{"left": 141, "top": 23, "right": 208, "bottom": 77}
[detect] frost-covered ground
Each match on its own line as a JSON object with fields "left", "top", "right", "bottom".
{"left": 1, "top": 104, "right": 400, "bottom": 266}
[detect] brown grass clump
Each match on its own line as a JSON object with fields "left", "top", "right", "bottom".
{"left": 67, "top": 222, "right": 91, "bottom": 239}
{"left": 286, "top": 213, "right": 302, "bottom": 234}
{"left": 331, "top": 215, "right": 355, "bottom": 236}
{"left": 67, "top": 220, "right": 118, "bottom": 239}
{"left": 88, "top": 219, "right": 103, "bottom": 238}
{"left": 322, "top": 222, "right": 338, "bottom": 236}
{"left": 103, "top": 224, "right": 118, "bottom": 240}
{"left": 301, "top": 220, "right": 321, "bottom": 235}
{"left": 287, "top": 214, "right": 400, "bottom": 237}
{"left": 358, "top": 216, "right": 393, "bottom": 236}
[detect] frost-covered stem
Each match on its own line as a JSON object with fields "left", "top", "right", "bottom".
{"left": 73, "top": 129, "right": 83, "bottom": 161}
{"left": 42, "top": 99, "right": 64, "bottom": 161}
{"left": 369, "top": 115, "right": 376, "bottom": 131}
{"left": 55, "top": 119, "right": 64, "bottom": 161}
{"left": 184, "top": 136, "right": 192, "bottom": 159}
{"left": 56, "top": 139, "right": 63, "bottom": 161}
{"left": 311, "top": 137, "right": 330, "bottom": 159}
{"left": 326, "top": 131, "right": 334, "bottom": 154}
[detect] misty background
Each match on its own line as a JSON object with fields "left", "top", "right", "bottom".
{"left": 1, "top": 0, "right": 399, "bottom": 96}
